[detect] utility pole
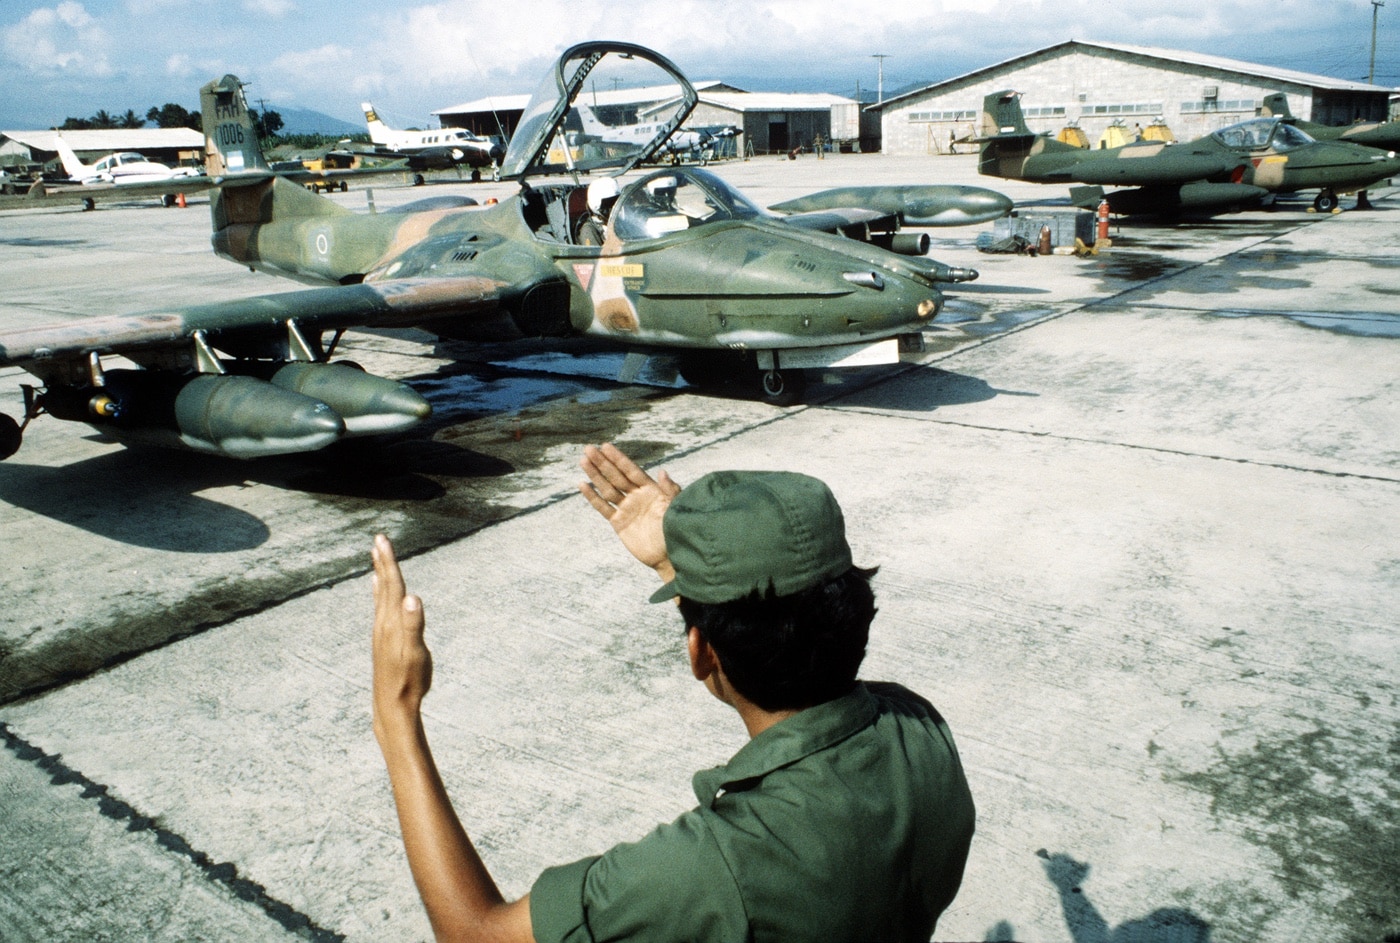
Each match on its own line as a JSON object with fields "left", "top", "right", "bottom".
{"left": 872, "top": 54, "right": 889, "bottom": 104}
{"left": 1371, "top": 0, "right": 1385, "bottom": 84}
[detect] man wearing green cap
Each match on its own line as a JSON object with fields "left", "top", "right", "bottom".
{"left": 371, "top": 443, "right": 974, "bottom": 943}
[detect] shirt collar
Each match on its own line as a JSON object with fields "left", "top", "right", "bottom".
{"left": 692, "top": 683, "right": 877, "bottom": 807}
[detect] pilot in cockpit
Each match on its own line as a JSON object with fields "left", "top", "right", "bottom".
{"left": 576, "top": 177, "right": 620, "bottom": 245}
{"left": 639, "top": 175, "right": 690, "bottom": 236}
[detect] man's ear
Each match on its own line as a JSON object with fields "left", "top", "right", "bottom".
{"left": 687, "top": 626, "right": 717, "bottom": 682}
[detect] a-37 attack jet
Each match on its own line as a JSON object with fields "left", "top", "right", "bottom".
{"left": 978, "top": 89, "right": 1400, "bottom": 214}
{"left": 1259, "top": 92, "right": 1400, "bottom": 155}
{"left": 0, "top": 41, "right": 1012, "bottom": 463}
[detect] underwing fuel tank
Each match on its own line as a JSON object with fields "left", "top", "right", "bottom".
{"left": 40, "top": 370, "right": 345, "bottom": 459}
{"left": 268, "top": 362, "right": 430, "bottom": 435}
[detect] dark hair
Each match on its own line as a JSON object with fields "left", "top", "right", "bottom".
{"left": 677, "top": 567, "right": 877, "bottom": 712}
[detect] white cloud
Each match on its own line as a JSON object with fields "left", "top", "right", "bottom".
{"left": 2, "top": 2, "right": 112, "bottom": 75}
{"left": 243, "top": 0, "right": 296, "bottom": 16}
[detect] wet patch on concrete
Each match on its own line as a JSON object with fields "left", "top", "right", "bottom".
{"left": 0, "top": 237, "right": 88, "bottom": 248}
{"left": 1165, "top": 726, "right": 1400, "bottom": 940}
{"left": 931, "top": 302, "right": 1060, "bottom": 343}
{"left": 1207, "top": 308, "right": 1400, "bottom": 338}
{"left": 1090, "top": 254, "right": 1185, "bottom": 283}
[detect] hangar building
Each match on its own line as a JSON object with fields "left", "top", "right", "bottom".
{"left": 436, "top": 83, "right": 863, "bottom": 157}
{"left": 871, "top": 40, "right": 1396, "bottom": 156}
{"left": 0, "top": 128, "right": 205, "bottom": 174}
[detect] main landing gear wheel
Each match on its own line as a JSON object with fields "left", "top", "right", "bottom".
{"left": 0, "top": 413, "right": 21, "bottom": 460}
{"left": 1313, "top": 189, "right": 1339, "bottom": 213}
{"left": 758, "top": 368, "right": 807, "bottom": 407}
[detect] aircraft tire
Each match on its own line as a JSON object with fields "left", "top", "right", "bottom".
{"left": 0, "top": 413, "right": 21, "bottom": 460}
{"left": 1313, "top": 189, "right": 1339, "bottom": 213}
{"left": 413, "top": 174, "right": 426, "bottom": 187}
{"left": 757, "top": 368, "right": 807, "bottom": 407}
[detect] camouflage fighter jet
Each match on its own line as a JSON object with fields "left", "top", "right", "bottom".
{"left": 978, "top": 89, "right": 1400, "bottom": 214}
{"left": 1260, "top": 92, "right": 1400, "bottom": 154}
{"left": 0, "top": 41, "right": 1010, "bottom": 463}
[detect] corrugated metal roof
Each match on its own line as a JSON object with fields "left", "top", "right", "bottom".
{"left": 697, "top": 91, "right": 856, "bottom": 113}
{"left": 433, "top": 81, "right": 738, "bottom": 117}
{"left": 869, "top": 39, "right": 1395, "bottom": 110}
{"left": 0, "top": 128, "right": 203, "bottom": 152}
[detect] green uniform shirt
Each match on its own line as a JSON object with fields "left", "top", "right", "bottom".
{"left": 530, "top": 682, "right": 974, "bottom": 943}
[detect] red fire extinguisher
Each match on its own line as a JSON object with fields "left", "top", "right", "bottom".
{"left": 1096, "top": 199, "right": 1111, "bottom": 241}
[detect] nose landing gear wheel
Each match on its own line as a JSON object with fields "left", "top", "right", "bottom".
{"left": 758, "top": 368, "right": 807, "bottom": 406}
{"left": 1313, "top": 189, "right": 1339, "bottom": 213}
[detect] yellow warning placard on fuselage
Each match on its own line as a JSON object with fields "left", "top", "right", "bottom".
{"left": 600, "top": 263, "right": 644, "bottom": 279}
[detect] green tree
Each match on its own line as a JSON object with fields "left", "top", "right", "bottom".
{"left": 146, "top": 103, "right": 201, "bottom": 131}
{"left": 251, "top": 108, "right": 284, "bottom": 141}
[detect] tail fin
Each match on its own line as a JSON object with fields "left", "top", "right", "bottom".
{"left": 978, "top": 90, "right": 1032, "bottom": 139}
{"left": 574, "top": 102, "right": 606, "bottom": 136}
{"left": 362, "top": 102, "right": 391, "bottom": 146}
{"left": 52, "top": 134, "right": 89, "bottom": 180}
{"left": 201, "top": 74, "right": 348, "bottom": 238}
{"left": 1260, "top": 93, "right": 1293, "bottom": 119}
{"left": 201, "top": 74, "right": 270, "bottom": 176}
{"left": 976, "top": 90, "right": 1081, "bottom": 181}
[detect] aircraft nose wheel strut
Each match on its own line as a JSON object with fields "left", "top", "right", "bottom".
{"left": 758, "top": 368, "right": 807, "bottom": 406}
{"left": 1313, "top": 189, "right": 1339, "bottom": 213}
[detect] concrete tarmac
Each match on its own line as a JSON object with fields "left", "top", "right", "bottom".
{"left": 0, "top": 154, "right": 1396, "bottom": 942}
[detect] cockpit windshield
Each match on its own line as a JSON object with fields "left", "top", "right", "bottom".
{"left": 610, "top": 168, "right": 770, "bottom": 242}
{"left": 1212, "top": 117, "right": 1316, "bottom": 152}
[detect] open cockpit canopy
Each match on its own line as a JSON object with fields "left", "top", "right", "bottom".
{"left": 498, "top": 41, "right": 698, "bottom": 181}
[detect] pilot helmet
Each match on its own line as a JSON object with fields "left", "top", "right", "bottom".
{"left": 587, "top": 177, "right": 620, "bottom": 214}
{"left": 644, "top": 175, "right": 679, "bottom": 210}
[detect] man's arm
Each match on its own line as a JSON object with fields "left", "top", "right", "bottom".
{"left": 578, "top": 443, "right": 682, "bottom": 583}
{"left": 371, "top": 534, "right": 535, "bottom": 943}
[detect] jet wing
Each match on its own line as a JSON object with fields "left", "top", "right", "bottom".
{"left": 25, "top": 175, "right": 216, "bottom": 205}
{"left": 769, "top": 185, "right": 1013, "bottom": 227}
{"left": 0, "top": 276, "right": 507, "bottom": 368}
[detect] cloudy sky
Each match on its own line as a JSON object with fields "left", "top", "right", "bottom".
{"left": 1, "top": 0, "right": 1394, "bottom": 130}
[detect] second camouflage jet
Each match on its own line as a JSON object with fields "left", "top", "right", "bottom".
{"left": 977, "top": 89, "right": 1400, "bottom": 214}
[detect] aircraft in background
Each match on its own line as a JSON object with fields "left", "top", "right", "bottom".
{"left": 977, "top": 89, "right": 1400, "bottom": 214}
{"left": 362, "top": 102, "right": 505, "bottom": 181}
{"left": 1260, "top": 93, "right": 1400, "bottom": 153}
{"left": 576, "top": 102, "right": 739, "bottom": 163}
{"left": 0, "top": 42, "right": 1010, "bottom": 463}
{"left": 53, "top": 136, "right": 203, "bottom": 186}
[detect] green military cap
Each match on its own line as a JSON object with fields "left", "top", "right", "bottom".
{"left": 649, "top": 470, "right": 854, "bottom": 604}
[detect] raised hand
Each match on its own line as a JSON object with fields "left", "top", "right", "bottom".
{"left": 578, "top": 443, "right": 682, "bottom": 579}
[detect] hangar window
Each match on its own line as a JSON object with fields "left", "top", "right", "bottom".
{"left": 1182, "top": 99, "right": 1258, "bottom": 113}
{"left": 907, "top": 109, "right": 977, "bottom": 122}
{"left": 1080, "top": 102, "right": 1163, "bottom": 117}
{"left": 1024, "top": 106, "right": 1068, "bottom": 118}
